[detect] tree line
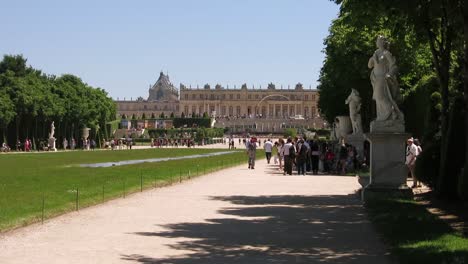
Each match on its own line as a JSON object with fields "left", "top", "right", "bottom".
{"left": 318, "top": 0, "right": 466, "bottom": 199}
{"left": 0, "top": 55, "right": 117, "bottom": 149}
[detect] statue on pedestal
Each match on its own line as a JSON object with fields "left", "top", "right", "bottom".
{"left": 49, "top": 121, "right": 55, "bottom": 139}
{"left": 48, "top": 121, "right": 56, "bottom": 151}
{"left": 345, "top": 89, "right": 363, "bottom": 135}
{"left": 368, "top": 35, "right": 404, "bottom": 132}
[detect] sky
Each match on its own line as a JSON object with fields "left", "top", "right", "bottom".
{"left": 1, "top": 0, "right": 340, "bottom": 100}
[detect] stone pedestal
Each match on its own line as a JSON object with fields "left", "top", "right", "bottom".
{"left": 345, "top": 133, "right": 365, "bottom": 160}
{"left": 362, "top": 132, "right": 413, "bottom": 201}
{"left": 48, "top": 137, "right": 56, "bottom": 151}
{"left": 336, "top": 116, "right": 352, "bottom": 138}
{"left": 82, "top": 128, "right": 91, "bottom": 150}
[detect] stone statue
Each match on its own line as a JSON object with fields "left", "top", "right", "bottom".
{"left": 49, "top": 121, "right": 55, "bottom": 139}
{"left": 368, "top": 35, "right": 404, "bottom": 123}
{"left": 345, "top": 89, "right": 363, "bottom": 135}
{"left": 48, "top": 121, "right": 56, "bottom": 151}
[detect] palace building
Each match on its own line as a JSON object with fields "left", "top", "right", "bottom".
{"left": 115, "top": 72, "right": 180, "bottom": 118}
{"left": 115, "top": 72, "right": 327, "bottom": 132}
{"left": 179, "top": 83, "right": 317, "bottom": 119}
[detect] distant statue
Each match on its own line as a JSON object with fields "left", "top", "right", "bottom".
{"left": 345, "top": 89, "right": 363, "bottom": 134}
{"left": 49, "top": 121, "right": 55, "bottom": 139}
{"left": 368, "top": 35, "right": 403, "bottom": 122}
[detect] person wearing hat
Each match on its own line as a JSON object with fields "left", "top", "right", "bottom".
{"left": 405, "top": 137, "right": 419, "bottom": 188}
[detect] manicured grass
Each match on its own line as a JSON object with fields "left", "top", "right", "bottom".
{"left": 0, "top": 148, "right": 249, "bottom": 232}
{"left": 366, "top": 198, "right": 468, "bottom": 263}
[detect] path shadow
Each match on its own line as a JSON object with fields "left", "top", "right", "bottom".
{"left": 122, "top": 194, "right": 391, "bottom": 263}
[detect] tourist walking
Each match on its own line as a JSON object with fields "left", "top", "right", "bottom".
{"left": 406, "top": 137, "right": 419, "bottom": 188}
{"left": 63, "top": 138, "right": 68, "bottom": 150}
{"left": 283, "top": 138, "right": 294, "bottom": 175}
{"left": 24, "top": 138, "right": 31, "bottom": 152}
{"left": 339, "top": 140, "right": 348, "bottom": 175}
{"left": 264, "top": 139, "right": 273, "bottom": 164}
{"left": 310, "top": 139, "right": 320, "bottom": 175}
{"left": 278, "top": 138, "right": 285, "bottom": 171}
{"left": 324, "top": 147, "right": 335, "bottom": 173}
{"left": 246, "top": 137, "right": 257, "bottom": 169}
{"left": 296, "top": 139, "right": 308, "bottom": 175}
{"left": 70, "top": 138, "right": 76, "bottom": 150}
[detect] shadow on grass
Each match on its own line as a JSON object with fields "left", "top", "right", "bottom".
{"left": 122, "top": 195, "right": 392, "bottom": 264}
{"left": 366, "top": 199, "right": 468, "bottom": 264}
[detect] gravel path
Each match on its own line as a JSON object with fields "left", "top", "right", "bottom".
{"left": 0, "top": 158, "right": 394, "bottom": 264}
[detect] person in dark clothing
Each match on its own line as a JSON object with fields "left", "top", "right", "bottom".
{"left": 296, "top": 139, "right": 307, "bottom": 175}
{"left": 310, "top": 139, "right": 320, "bottom": 175}
{"left": 339, "top": 141, "right": 348, "bottom": 175}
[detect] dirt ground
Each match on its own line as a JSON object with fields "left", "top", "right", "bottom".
{"left": 0, "top": 157, "right": 394, "bottom": 263}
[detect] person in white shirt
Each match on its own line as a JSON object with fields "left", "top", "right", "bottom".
{"left": 283, "top": 138, "right": 294, "bottom": 175}
{"left": 406, "top": 137, "right": 419, "bottom": 188}
{"left": 263, "top": 139, "right": 273, "bottom": 164}
{"left": 278, "top": 138, "right": 285, "bottom": 171}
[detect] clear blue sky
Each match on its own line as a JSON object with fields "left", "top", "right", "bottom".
{"left": 1, "top": 0, "right": 340, "bottom": 99}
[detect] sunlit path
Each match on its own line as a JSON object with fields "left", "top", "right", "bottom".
{"left": 0, "top": 159, "right": 393, "bottom": 263}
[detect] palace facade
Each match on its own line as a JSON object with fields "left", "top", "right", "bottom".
{"left": 115, "top": 72, "right": 327, "bottom": 131}
{"left": 179, "top": 83, "right": 317, "bottom": 118}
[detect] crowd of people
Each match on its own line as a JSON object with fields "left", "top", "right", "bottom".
{"left": 241, "top": 134, "right": 424, "bottom": 186}
{"left": 242, "top": 135, "right": 366, "bottom": 176}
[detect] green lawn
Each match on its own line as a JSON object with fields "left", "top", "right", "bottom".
{"left": 366, "top": 198, "right": 468, "bottom": 263}
{"left": 0, "top": 148, "right": 248, "bottom": 231}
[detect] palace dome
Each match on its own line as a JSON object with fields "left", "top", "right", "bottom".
{"left": 148, "top": 72, "right": 179, "bottom": 101}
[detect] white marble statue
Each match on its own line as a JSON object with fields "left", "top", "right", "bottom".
{"left": 345, "top": 89, "right": 363, "bottom": 135}
{"left": 368, "top": 35, "right": 404, "bottom": 122}
{"left": 48, "top": 121, "right": 56, "bottom": 151}
{"left": 49, "top": 121, "right": 55, "bottom": 139}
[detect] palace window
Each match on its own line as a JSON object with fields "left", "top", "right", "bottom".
{"left": 248, "top": 95, "right": 251, "bottom": 99}
{"left": 305, "top": 95, "right": 309, "bottom": 100}
{"left": 236, "top": 106, "right": 241, "bottom": 115}
{"left": 191, "top": 94, "right": 196, "bottom": 99}
{"left": 199, "top": 94, "right": 203, "bottom": 99}
{"left": 184, "top": 94, "right": 188, "bottom": 100}
{"left": 255, "top": 94, "right": 259, "bottom": 99}
{"left": 184, "top": 106, "right": 189, "bottom": 114}
{"left": 229, "top": 106, "right": 233, "bottom": 115}
{"left": 237, "top": 94, "right": 240, "bottom": 99}
{"left": 311, "top": 106, "right": 316, "bottom": 117}
{"left": 210, "top": 94, "right": 215, "bottom": 100}
{"left": 311, "top": 95, "right": 316, "bottom": 101}
{"left": 229, "top": 94, "right": 233, "bottom": 99}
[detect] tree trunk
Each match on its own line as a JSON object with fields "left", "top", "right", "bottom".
{"left": 463, "top": 1, "right": 468, "bottom": 200}
{"left": 423, "top": 4, "right": 456, "bottom": 197}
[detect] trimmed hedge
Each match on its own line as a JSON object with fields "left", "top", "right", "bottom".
{"left": 146, "top": 128, "right": 224, "bottom": 141}
{"left": 173, "top": 118, "right": 211, "bottom": 128}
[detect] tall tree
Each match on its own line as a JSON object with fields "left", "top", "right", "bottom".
{"left": 327, "top": 0, "right": 465, "bottom": 197}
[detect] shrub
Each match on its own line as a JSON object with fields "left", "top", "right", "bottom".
{"left": 415, "top": 140, "right": 440, "bottom": 187}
